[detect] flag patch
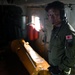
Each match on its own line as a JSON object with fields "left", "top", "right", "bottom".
{"left": 66, "top": 35, "right": 72, "bottom": 40}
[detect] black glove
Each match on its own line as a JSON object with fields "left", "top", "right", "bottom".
{"left": 48, "top": 65, "right": 61, "bottom": 74}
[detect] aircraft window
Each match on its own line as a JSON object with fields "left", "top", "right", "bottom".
{"left": 31, "top": 16, "right": 41, "bottom": 31}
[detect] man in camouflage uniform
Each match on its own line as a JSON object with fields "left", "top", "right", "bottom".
{"left": 45, "top": 1, "right": 75, "bottom": 75}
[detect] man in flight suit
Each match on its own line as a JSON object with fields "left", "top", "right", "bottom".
{"left": 45, "top": 1, "right": 75, "bottom": 75}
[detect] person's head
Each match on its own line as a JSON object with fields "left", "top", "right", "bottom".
{"left": 45, "top": 1, "right": 65, "bottom": 26}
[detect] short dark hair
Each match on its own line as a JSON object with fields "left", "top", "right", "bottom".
{"left": 45, "top": 1, "right": 64, "bottom": 12}
{"left": 45, "top": 1, "right": 65, "bottom": 20}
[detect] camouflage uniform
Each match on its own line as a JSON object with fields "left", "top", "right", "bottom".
{"left": 48, "top": 21, "right": 75, "bottom": 75}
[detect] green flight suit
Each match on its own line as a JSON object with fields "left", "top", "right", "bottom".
{"left": 48, "top": 21, "right": 75, "bottom": 75}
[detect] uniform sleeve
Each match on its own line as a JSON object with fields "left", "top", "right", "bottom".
{"left": 59, "top": 34, "right": 75, "bottom": 71}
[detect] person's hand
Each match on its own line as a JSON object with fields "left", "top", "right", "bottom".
{"left": 48, "top": 66, "right": 61, "bottom": 74}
